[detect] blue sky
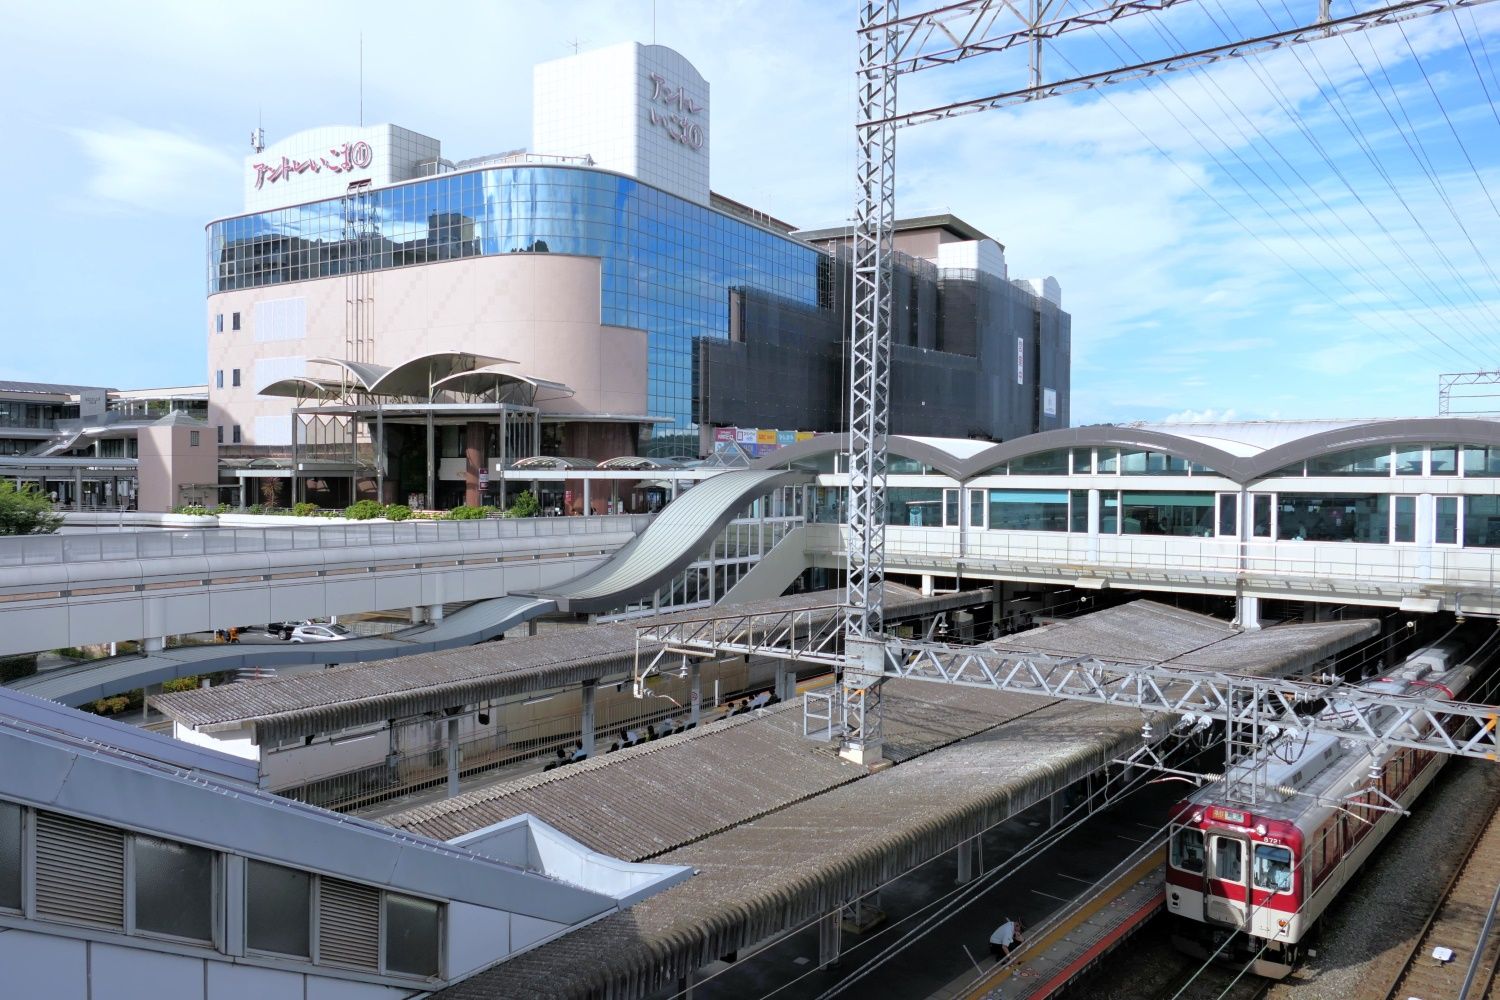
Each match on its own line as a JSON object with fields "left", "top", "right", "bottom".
{"left": 2, "top": 0, "right": 1498, "bottom": 425}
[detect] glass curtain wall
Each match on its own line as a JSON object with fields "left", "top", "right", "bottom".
{"left": 208, "top": 166, "right": 821, "bottom": 457}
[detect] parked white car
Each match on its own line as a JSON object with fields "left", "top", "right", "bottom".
{"left": 287, "top": 624, "right": 353, "bottom": 643}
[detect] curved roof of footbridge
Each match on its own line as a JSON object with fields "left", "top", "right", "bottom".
{"left": 752, "top": 418, "right": 1500, "bottom": 486}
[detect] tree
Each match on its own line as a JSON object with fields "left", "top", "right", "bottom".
{"left": 0, "top": 481, "right": 61, "bottom": 536}
{"left": 505, "top": 490, "right": 540, "bottom": 518}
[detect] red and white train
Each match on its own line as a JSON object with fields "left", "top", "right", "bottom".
{"left": 1164, "top": 636, "right": 1482, "bottom": 978}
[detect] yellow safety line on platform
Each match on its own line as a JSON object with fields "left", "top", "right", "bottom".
{"left": 965, "top": 845, "right": 1167, "bottom": 1000}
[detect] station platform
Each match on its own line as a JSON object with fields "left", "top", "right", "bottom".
{"left": 954, "top": 848, "right": 1165, "bottom": 1000}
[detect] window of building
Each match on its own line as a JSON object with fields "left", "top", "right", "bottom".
{"left": 943, "top": 489, "right": 960, "bottom": 527}
{"left": 1277, "top": 494, "right": 1390, "bottom": 543}
{"left": 0, "top": 802, "right": 20, "bottom": 911}
{"left": 1217, "top": 493, "right": 1238, "bottom": 537}
{"left": 215, "top": 313, "right": 223, "bottom": 334}
{"left": 1119, "top": 450, "right": 1189, "bottom": 476}
{"left": 887, "top": 488, "right": 941, "bottom": 526}
{"left": 232, "top": 425, "right": 241, "bottom": 444}
{"left": 189, "top": 430, "right": 200, "bottom": 447}
{"left": 1464, "top": 446, "right": 1500, "bottom": 477}
{"left": 1070, "top": 448, "right": 1092, "bottom": 474}
{"left": 988, "top": 489, "right": 1068, "bottom": 531}
{"left": 1097, "top": 448, "right": 1120, "bottom": 474}
{"left": 1009, "top": 449, "right": 1070, "bottom": 475}
{"left": 1437, "top": 496, "right": 1460, "bottom": 545}
{"left": 1463, "top": 496, "right": 1500, "bottom": 548}
{"left": 133, "top": 835, "right": 214, "bottom": 943}
{"left": 1069, "top": 489, "right": 1089, "bottom": 532}
{"left": 1392, "top": 495, "right": 1416, "bottom": 544}
{"left": 216, "top": 426, "right": 224, "bottom": 444}
{"left": 231, "top": 312, "right": 241, "bottom": 331}
{"left": 384, "top": 892, "right": 441, "bottom": 978}
{"left": 231, "top": 369, "right": 241, "bottom": 387}
{"left": 1252, "top": 494, "right": 1273, "bottom": 537}
{"left": 1430, "top": 446, "right": 1458, "bottom": 476}
{"left": 1119, "top": 491, "right": 1214, "bottom": 536}
{"left": 215, "top": 370, "right": 224, "bottom": 390}
{"left": 968, "top": 489, "right": 986, "bottom": 529}
{"left": 1307, "top": 446, "right": 1391, "bottom": 477}
{"left": 246, "top": 860, "right": 311, "bottom": 958}
{"left": 1395, "top": 447, "right": 1423, "bottom": 476}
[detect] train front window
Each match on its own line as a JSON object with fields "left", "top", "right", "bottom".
{"left": 1170, "top": 827, "right": 1205, "bottom": 873}
{"left": 1253, "top": 844, "right": 1294, "bottom": 892}
{"left": 1213, "top": 837, "right": 1244, "bottom": 882}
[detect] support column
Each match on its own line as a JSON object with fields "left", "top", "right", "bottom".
{"left": 580, "top": 681, "right": 597, "bottom": 757}
{"left": 527, "top": 619, "right": 538, "bottom": 637}
{"left": 690, "top": 660, "right": 702, "bottom": 727}
{"left": 1237, "top": 594, "right": 1262, "bottom": 630}
{"left": 427, "top": 604, "right": 445, "bottom": 623}
{"left": 376, "top": 404, "right": 385, "bottom": 503}
{"left": 73, "top": 468, "right": 83, "bottom": 510}
{"left": 775, "top": 661, "right": 792, "bottom": 701}
{"left": 921, "top": 574, "right": 935, "bottom": 597}
{"left": 464, "top": 420, "right": 486, "bottom": 508}
{"left": 238, "top": 480, "right": 247, "bottom": 509}
{"left": 583, "top": 477, "right": 591, "bottom": 517}
{"left": 410, "top": 606, "right": 426, "bottom": 624}
{"left": 817, "top": 911, "right": 842, "bottom": 969}
{"left": 425, "top": 410, "right": 436, "bottom": 511}
{"left": 142, "top": 637, "right": 165, "bottom": 653}
{"left": 955, "top": 835, "right": 980, "bottom": 884}
{"left": 446, "top": 716, "right": 461, "bottom": 797}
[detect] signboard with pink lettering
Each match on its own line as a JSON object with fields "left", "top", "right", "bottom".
{"left": 242, "top": 124, "right": 440, "bottom": 214}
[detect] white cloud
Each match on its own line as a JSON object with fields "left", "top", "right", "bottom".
{"left": 66, "top": 122, "right": 238, "bottom": 215}
{"left": 1163, "top": 408, "right": 1240, "bottom": 424}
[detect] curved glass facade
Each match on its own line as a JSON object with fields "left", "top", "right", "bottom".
{"left": 206, "top": 165, "right": 822, "bottom": 455}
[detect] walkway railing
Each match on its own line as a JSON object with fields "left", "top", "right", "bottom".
{"left": 807, "top": 525, "right": 1500, "bottom": 595}
{"left": 0, "top": 513, "right": 653, "bottom": 567}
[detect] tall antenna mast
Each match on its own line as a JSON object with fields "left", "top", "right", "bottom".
{"left": 358, "top": 33, "right": 364, "bottom": 126}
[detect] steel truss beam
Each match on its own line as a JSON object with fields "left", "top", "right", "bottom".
{"left": 853, "top": 635, "right": 1500, "bottom": 760}
{"left": 632, "top": 607, "right": 1500, "bottom": 761}
{"left": 866, "top": 0, "right": 1197, "bottom": 76}
{"left": 873, "top": 0, "right": 1499, "bottom": 128}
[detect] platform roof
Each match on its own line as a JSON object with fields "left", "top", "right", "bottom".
{"left": 151, "top": 585, "right": 988, "bottom": 745}
{"left": 424, "top": 603, "right": 1377, "bottom": 999}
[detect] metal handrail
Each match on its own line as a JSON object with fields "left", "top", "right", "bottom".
{"left": 0, "top": 513, "right": 654, "bottom": 567}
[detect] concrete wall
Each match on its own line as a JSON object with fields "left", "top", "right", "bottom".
{"left": 136, "top": 421, "right": 218, "bottom": 513}
{"left": 0, "top": 520, "right": 645, "bottom": 656}
{"left": 206, "top": 254, "right": 647, "bottom": 447}
{"left": 0, "top": 927, "right": 414, "bottom": 1000}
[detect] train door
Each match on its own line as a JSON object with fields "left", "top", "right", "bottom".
{"left": 1205, "top": 833, "right": 1250, "bottom": 929}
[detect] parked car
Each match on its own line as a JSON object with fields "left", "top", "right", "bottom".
{"left": 288, "top": 624, "right": 353, "bottom": 643}
{"left": 266, "top": 620, "right": 311, "bottom": 640}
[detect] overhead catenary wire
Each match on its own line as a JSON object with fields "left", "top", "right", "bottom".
{"left": 1155, "top": 0, "right": 1500, "bottom": 358}
{"left": 1090, "top": 12, "right": 1493, "bottom": 366}
{"left": 1259, "top": 0, "right": 1500, "bottom": 347}
{"left": 1204, "top": 0, "right": 1500, "bottom": 354}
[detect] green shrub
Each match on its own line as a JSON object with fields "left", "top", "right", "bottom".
{"left": 504, "top": 490, "right": 540, "bottom": 518}
{"left": 161, "top": 675, "right": 201, "bottom": 693}
{"left": 0, "top": 656, "right": 37, "bottom": 683}
{"left": 343, "top": 499, "right": 386, "bottom": 521}
{"left": 445, "top": 504, "right": 487, "bottom": 520}
{"left": 384, "top": 504, "right": 413, "bottom": 521}
{"left": 292, "top": 502, "right": 319, "bottom": 517}
{"left": 173, "top": 504, "right": 213, "bottom": 516}
{"left": 212, "top": 503, "right": 232, "bottom": 514}
{"left": 247, "top": 504, "right": 264, "bottom": 515}
{"left": 0, "top": 481, "right": 62, "bottom": 535}
{"left": 89, "top": 695, "right": 131, "bottom": 716}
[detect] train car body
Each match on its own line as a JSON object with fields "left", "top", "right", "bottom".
{"left": 1165, "top": 640, "right": 1475, "bottom": 979}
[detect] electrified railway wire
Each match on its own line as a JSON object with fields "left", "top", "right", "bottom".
{"left": 1114, "top": 6, "right": 1500, "bottom": 361}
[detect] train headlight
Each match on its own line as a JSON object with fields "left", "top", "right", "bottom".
{"left": 1278, "top": 919, "right": 1289, "bottom": 929}
{"left": 1255, "top": 823, "right": 1267, "bottom": 836}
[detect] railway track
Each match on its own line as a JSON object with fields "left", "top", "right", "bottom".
{"left": 1380, "top": 801, "right": 1500, "bottom": 1000}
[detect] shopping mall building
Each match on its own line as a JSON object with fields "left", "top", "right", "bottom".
{"left": 204, "top": 41, "right": 1072, "bottom": 511}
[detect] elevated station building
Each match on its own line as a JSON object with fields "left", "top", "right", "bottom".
{"left": 204, "top": 41, "right": 1071, "bottom": 511}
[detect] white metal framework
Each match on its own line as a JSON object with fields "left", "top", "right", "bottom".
{"left": 632, "top": 605, "right": 1500, "bottom": 761}
{"left": 1439, "top": 370, "right": 1500, "bottom": 416}
{"left": 841, "top": 0, "right": 1498, "bottom": 758}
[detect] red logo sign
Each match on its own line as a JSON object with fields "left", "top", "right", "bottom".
{"left": 253, "top": 141, "right": 374, "bottom": 189}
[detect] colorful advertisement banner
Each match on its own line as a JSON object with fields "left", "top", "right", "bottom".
{"left": 713, "top": 426, "right": 738, "bottom": 443}
{"left": 777, "top": 430, "right": 797, "bottom": 447}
